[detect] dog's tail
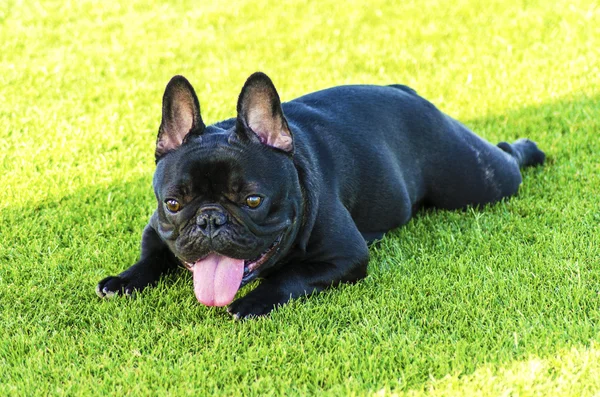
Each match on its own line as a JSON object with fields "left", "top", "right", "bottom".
{"left": 497, "top": 138, "right": 545, "bottom": 168}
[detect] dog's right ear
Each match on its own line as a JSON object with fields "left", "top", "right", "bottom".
{"left": 236, "top": 72, "right": 293, "bottom": 153}
{"left": 156, "top": 75, "right": 205, "bottom": 160}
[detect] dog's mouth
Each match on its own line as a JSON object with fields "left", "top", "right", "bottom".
{"left": 242, "top": 234, "right": 282, "bottom": 277}
{"left": 184, "top": 234, "right": 283, "bottom": 307}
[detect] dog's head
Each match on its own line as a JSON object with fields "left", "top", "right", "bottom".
{"left": 151, "top": 73, "right": 303, "bottom": 307}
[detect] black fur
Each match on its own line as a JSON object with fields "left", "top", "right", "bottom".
{"left": 96, "top": 72, "right": 544, "bottom": 318}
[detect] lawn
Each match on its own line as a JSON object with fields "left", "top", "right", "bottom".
{"left": 1, "top": 0, "right": 599, "bottom": 395}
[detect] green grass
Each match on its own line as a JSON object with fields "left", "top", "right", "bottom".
{"left": 1, "top": 0, "right": 599, "bottom": 395}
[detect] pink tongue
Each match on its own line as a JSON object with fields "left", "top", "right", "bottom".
{"left": 192, "top": 254, "right": 244, "bottom": 307}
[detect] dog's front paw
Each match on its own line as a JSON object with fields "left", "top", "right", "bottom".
{"left": 96, "top": 275, "right": 147, "bottom": 298}
{"left": 227, "top": 287, "right": 287, "bottom": 319}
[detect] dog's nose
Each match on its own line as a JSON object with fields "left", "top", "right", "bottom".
{"left": 196, "top": 207, "right": 228, "bottom": 238}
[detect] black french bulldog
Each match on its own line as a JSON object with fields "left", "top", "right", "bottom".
{"left": 96, "top": 72, "right": 545, "bottom": 318}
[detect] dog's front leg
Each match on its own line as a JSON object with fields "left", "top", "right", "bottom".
{"left": 227, "top": 256, "right": 368, "bottom": 319}
{"left": 96, "top": 224, "right": 179, "bottom": 297}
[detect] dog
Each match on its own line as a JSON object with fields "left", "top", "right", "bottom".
{"left": 96, "top": 72, "right": 545, "bottom": 318}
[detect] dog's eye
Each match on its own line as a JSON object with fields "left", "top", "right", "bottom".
{"left": 245, "top": 195, "right": 262, "bottom": 209}
{"left": 165, "top": 199, "right": 181, "bottom": 213}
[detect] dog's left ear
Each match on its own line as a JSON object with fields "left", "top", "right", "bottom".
{"left": 156, "top": 75, "right": 205, "bottom": 160}
{"left": 236, "top": 72, "right": 293, "bottom": 153}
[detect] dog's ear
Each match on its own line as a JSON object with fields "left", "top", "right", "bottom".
{"left": 236, "top": 72, "right": 293, "bottom": 153}
{"left": 156, "top": 75, "right": 205, "bottom": 160}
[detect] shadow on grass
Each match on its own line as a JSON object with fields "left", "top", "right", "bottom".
{"left": 1, "top": 93, "right": 599, "bottom": 393}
